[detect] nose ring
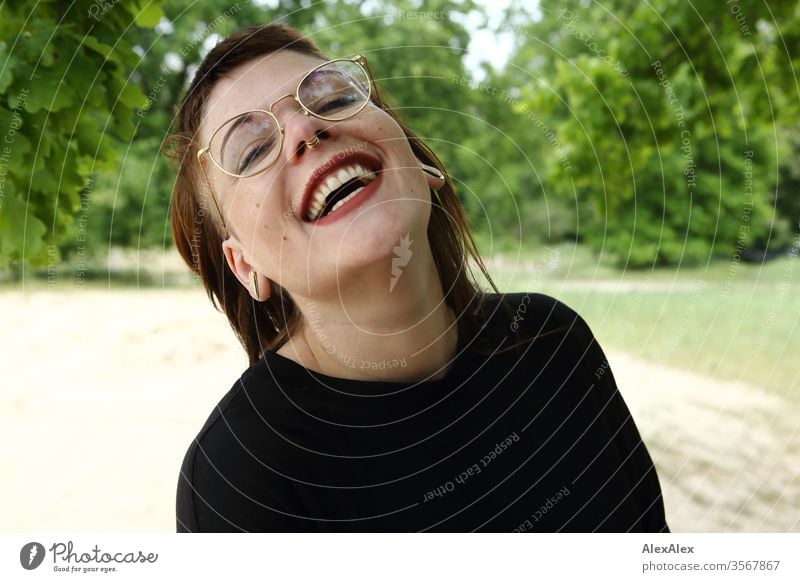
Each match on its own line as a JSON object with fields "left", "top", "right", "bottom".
{"left": 305, "top": 134, "right": 320, "bottom": 149}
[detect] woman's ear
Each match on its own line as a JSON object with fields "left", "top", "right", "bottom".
{"left": 221, "top": 238, "right": 271, "bottom": 301}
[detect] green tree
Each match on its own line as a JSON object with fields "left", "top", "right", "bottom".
{"left": 74, "top": 0, "right": 275, "bottom": 254}
{"left": 0, "top": 0, "right": 163, "bottom": 269}
{"left": 493, "top": 0, "right": 799, "bottom": 266}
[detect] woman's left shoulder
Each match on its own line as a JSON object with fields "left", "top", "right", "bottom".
{"left": 480, "top": 291, "right": 591, "bottom": 335}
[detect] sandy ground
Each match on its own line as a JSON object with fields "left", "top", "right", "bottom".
{"left": 1, "top": 288, "right": 798, "bottom": 532}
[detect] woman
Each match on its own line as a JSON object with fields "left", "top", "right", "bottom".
{"left": 165, "top": 22, "right": 669, "bottom": 532}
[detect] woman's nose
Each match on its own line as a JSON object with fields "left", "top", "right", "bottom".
{"left": 277, "top": 100, "right": 332, "bottom": 164}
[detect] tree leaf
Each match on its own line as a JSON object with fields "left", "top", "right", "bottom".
{"left": 25, "top": 73, "right": 77, "bottom": 113}
{"left": 0, "top": 42, "right": 14, "bottom": 93}
{"left": 0, "top": 190, "right": 48, "bottom": 265}
{"left": 130, "top": 3, "right": 164, "bottom": 28}
{"left": 81, "top": 34, "right": 119, "bottom": 64}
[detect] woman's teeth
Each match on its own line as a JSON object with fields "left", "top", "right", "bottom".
{"left": 328, "top": 185, "right": 366, "bottom": 214}
{"left": 305, "top": 163, "right": 377, "bottom": 221}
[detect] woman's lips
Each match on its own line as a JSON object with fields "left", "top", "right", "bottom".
{"left": 307, "top": 170, "right": 383, "bottom": 226}
{"left": 300, "top": 151, "right": 383, "bottom": 221}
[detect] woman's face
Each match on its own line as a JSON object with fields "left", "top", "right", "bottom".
{"left": 200, "top": 49, "right": 435, "bottom": 300}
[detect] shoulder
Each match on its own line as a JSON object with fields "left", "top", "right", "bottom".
{"left": 176, "top": 375, "right": 245, "bottom": 488}
{"left": 477, "top": 291, "right": 579, "bottom": 316}
{"left": 177, "top": 359, "right": 313, "bottom": 532}
{"left": 176, "top": 376, "right": 239, "bottom": 532}
{"left": 179, "top": 357, "right": 277, "bottom": 469}
{"left": 176, "top": 361, "right": 279, "bottom": 532}
{"left": 475, "top": 291, "right": 591, "bottom": 340}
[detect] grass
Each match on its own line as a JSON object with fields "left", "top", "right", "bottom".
{"left": 482, "top": 242, "right": 800, "bottom": 401}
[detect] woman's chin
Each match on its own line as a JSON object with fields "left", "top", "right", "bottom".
{"left": 303, "top": 222, "right": 420, "bottom": 287}
{"left": 318, "top": 199, "right": 420, "bottom": 248}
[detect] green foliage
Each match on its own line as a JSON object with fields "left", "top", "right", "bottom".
{"left": 129, "top": 0, "right": 273, "bottom": 139}
{"left": 79, "top": 0, "right": 276, "bottom": 251}
{"left": 775, "top": 124, "right": 800, "bottom": 230}
{"left": 59, "top": 138, "right": 172, "bottom": 258}
{"left": 0, "top": 0, "right": 163, "bottom": 268}
{"left": 497, "top": 0, "right": 799, "bottom": 267}
{"left": 3, "top": 0, "right": 798, "bottom": 270}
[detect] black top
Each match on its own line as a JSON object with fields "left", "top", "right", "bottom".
{"left": 176, "top": 293, "right": 669, "bottom": 532}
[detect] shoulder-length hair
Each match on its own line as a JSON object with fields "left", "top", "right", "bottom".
{"left": 163, "top": 22, "right": 502, "bottom": 365}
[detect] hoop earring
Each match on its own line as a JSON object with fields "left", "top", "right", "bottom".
{"left": 419, "top": 162, "right": 446, "bottom": 183}
{"left": 419, "top": 162, "right": 445, "bottom": 205}
{"left": 251, "top": 271, "right": 260, "bottom": 299}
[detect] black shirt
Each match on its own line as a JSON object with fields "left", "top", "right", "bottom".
{"left": 176, "top": 293, "right": 669, "bottom": 532}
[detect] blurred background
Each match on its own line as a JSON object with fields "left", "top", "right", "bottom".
{"left": 1, "top": 0, "right": 798, "bottom": 531}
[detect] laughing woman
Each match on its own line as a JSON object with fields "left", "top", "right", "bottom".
{"left": 165, "top": 23, "right": 669, "bottom": 532}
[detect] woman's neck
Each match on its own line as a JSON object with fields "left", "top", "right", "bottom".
{"left": 276, "top": 243, "right": 459, "bottom": 383}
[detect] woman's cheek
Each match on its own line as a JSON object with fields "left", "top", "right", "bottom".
{"left": 377, "top": 117, "right": 404, "bottom": 141}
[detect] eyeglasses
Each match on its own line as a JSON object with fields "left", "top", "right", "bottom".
{"left": 197, "top": 55, "right": 373, "bottom": 180}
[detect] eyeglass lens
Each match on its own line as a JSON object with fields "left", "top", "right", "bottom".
{"left": 210, "top": 60, "right": 370, "bottom": 177}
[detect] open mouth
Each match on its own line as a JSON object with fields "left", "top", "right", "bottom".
{"left": 301, "top": 154, "right": 382, "bottom": 223}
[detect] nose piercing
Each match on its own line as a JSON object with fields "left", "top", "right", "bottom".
{"left": 305, "top": 134, "right": 320, "bottom": 149}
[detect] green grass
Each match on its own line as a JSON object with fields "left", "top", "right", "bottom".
{"left": 482, "top": 243, "right": 800, "bottom": 400}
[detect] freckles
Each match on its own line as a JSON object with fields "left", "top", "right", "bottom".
{"left": 379, "top": 120, "right": 395, "bottom": 136}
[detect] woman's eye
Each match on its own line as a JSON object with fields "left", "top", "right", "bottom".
{"left": 238, "top": 141, "right": 273, "bottom": 173}
{"left": 318, "top": 94, "right": 357, "bottom": 113}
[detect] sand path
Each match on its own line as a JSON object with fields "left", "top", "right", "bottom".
{"left": 1, "top": 289, "right": 797, "bottom": 531}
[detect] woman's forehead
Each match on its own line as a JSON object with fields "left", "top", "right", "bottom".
{"left": 202, "top": 50, "right": 326, "bottom": 138}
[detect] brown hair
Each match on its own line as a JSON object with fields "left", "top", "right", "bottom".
{"left": 164, "top": 22, "right": 505, "bottom": 365}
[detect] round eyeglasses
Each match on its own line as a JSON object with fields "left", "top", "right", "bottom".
{"left": 197, "top": 55, "right": 373, "bottom": 179}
